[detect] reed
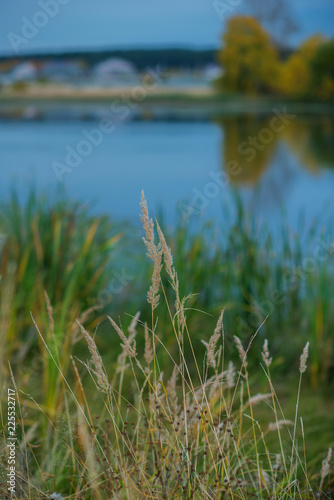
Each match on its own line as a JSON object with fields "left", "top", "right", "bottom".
{"left": 0, "top": 193, "right": 332, "bottom": 499}
{"left": 0, "top": 188, "right": 122, "bottom": 413}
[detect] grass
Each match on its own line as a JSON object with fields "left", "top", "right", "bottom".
{"left": 1, "top": 187, "right": 334, "bottom": 387}
{"left": 0, "top": 188, "right": 123, "bottom": 411}
{"left": 142, "top": 195, "right": 334, "bottom": 386}
{"left": 0, "top": 191, "right": 333, "bottom": 499}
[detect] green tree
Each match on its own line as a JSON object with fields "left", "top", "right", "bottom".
{"left": 217, "top": 16, "right": 279, "bottom": 94}
{"left": 310, "top": 39, "right": 334, "bottom": 100}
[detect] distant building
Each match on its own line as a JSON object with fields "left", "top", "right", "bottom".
{"left": 10, "top": 61, "right": 37, "bottom": 82}
{"left": 203, "top": 64, "right": 223, "bottom": 82}
{"left": 39, "top": 60, "right": 85, "bottom": 82}
{"left": 93, "top": 58, "right": 138, "bottom": 84}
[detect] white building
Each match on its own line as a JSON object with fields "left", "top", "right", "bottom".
{"left": 10, "top": 61, "right": 37, "bottom": 82}
{"left": 93, "top": 58, "right": 138, "bottom": 84}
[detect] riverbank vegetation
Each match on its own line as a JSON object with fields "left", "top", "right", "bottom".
{"left": 0, "top": 190, "right": 333, "bottom": 498}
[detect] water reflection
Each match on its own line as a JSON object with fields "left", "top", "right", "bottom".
{"left": 281, "top": 116, "right": 334, "bottom": 171}
{"left": 217, "top": 114, "right": 334, "bottom": 184}
{"left": 0, "top": 107, "right": 333, "bottom": 232}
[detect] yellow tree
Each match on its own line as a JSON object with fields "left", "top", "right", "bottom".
{"left": 277, "top": 35, "right": 325, "bottom": 97}
{"left": 217, "top": 16, "right": 279, "bottom": 94}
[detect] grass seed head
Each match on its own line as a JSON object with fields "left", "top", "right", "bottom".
{"left": 144, "top": 322, "right": 153, "bottom": 365}
{"left": 299, "top": 341, "right": 309, "bottom": 373}
{"left": 79, "top": 322, "right": 110, "bottom": 393}
{"left": 234, "top": 335, "right": 248, "bottom": 368}
{"left": 320, "top": 447, "right": 332, "bottom": 484}
{"left": 262, "top": 339, "right": 272, "bottom": 367}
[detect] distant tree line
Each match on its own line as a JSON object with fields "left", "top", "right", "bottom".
{"left": 0, "top": 45, "right": 295, "bottom": 73}
{"left": 0, "top": 48, "right": 217, "bottom": 71}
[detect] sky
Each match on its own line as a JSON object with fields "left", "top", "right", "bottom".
{"left": 0, "top": 0, "right": 333, "bottom": 56}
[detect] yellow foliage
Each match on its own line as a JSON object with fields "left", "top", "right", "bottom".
{"left": 217, "top": 17, "right": 334, "bottom": 100}
{"left": 299, "top": 34, "right": 326, "bottom": 59}
{"left": 277, "top": 35, "right": 325, "bottom": 97}
{"left": 277, "top": 55, "right": 310, "bottom": 97}
{"left": 318, "top": 77, "right": 334, "bottom": 100}
{"left": 218, "top": 16, "right": 279, "bottom": 94}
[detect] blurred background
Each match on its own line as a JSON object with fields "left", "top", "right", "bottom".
{"left": 0, "top": 0, "right": 333, "bottom": 230}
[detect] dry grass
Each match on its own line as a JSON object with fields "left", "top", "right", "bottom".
{"left": 0, "top": 193, "right": 333, "bottom": 499}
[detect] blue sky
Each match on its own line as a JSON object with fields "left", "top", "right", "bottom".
{"left": 0, "top": 0, "right": 333, "bottom": 56}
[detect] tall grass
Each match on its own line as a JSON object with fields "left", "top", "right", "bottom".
{"left": 148, "top": 195, "right": 334, "bottom": 385}
{"left": 2, "top": 188, "right": 334, "bottom": 387}
{"left": 0, "top": 193, "right": 332, "bottom": 499}
{"left": 0, "top": 189, "right": 122, "bottom": 412}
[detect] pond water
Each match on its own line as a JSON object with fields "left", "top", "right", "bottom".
{"left": 0, "top": 110, "right": 333, "bottom": 239}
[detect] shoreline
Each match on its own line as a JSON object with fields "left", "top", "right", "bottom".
{"left": 0, "top": 85, "right": 333, "bottom": 115}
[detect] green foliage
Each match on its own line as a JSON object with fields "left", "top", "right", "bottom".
{"left": 310, "top": 39, "right": 334, "bottom": 100}
{"left": 0, "top": 189, "right": 121, "bottom": 410}
{"left": 151, "top": 198, "right": 334, "bottom": 386}
{"left": 0, "top": 200, "right": 333, "bottom": 499}
{"left": 2, "top": 188, "right": 334, "bottom": 392}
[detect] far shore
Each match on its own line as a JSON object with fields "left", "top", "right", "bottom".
{"left": 0, "top": 84, "right": 333, "bottom": 115}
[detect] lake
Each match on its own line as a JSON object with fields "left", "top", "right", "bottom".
{"left": 1, "top": 108, "right": 334, "bottom": 240}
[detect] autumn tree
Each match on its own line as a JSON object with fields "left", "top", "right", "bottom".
{"left": 277, "top": 35, "right": 325, "bottom": 97}
{"left": 217, "top": 16, "right": 279, "bottom": 94}
{"left": 244, "top": 0, "right": 298, "bottom": 46}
